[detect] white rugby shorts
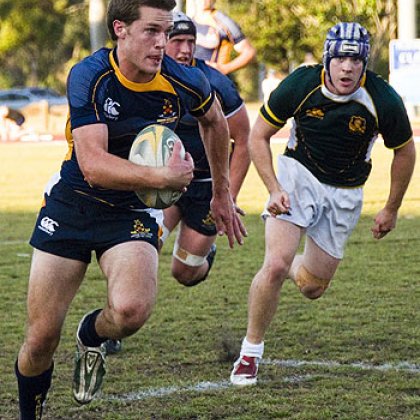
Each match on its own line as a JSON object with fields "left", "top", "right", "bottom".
{"left": 263, "top": 155, "right": 363, "bottom": 259}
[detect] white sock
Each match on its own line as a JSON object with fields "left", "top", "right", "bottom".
{"left": 240, "top": 337, "right": 264, "bottom": 359}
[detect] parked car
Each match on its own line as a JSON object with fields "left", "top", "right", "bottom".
{"left": 0, "top": 87, "right": 67, "bottom": 110}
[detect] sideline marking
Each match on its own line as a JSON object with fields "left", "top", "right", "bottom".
{"left": 0, "top": 240, "right": 28, "bottom": 246}
{"left": 106, "top": 358, "right": 419, "bottom": 402}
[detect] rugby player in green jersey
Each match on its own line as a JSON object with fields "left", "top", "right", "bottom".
{"left": 230, "top": 22, "right": 416, "bottom": 386}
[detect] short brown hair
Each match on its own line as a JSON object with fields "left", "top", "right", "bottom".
{"left": 107, "top": 0, "right": 176, "bottom": 41}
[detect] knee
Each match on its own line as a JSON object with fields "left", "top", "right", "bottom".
{"left": 24, "top": 327, "right": 60, "bottom": 362}
{"left": 112, "top": 300, "right": 155, "bottom": 335}
{"left": 172, "top": 264, "right": 200, "bottom": 286}
{"left": 262, "top": 257, "right": 290, "bottom": 285}
{"left": 295, "top": 265, "right": 331, "bottom": 300}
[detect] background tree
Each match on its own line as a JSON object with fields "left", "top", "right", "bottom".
{"left": 218, "top": 0, "right": 398, "bottom": 100}
{"left": 0, "top": 0, "right": 90, "bottom": 91}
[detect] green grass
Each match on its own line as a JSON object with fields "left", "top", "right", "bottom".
{"left": 0, "top": 141, "right": 419, "bottom": 419}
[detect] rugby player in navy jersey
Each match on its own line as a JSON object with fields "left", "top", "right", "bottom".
{"left": 14, "top": 0, "right": 246, "bottom": 417}
{"left": 163, "top": 12, "right": 250, "bottom": 285}
{"left": 103, "top": 10, "right": 251, "bottom": 356}
{"left": 230, "top": 22, "right": 416, "bottom": 386}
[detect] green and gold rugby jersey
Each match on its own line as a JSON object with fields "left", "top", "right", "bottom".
{"left": 260, "top": 64, "right": 413, "bottom": 187}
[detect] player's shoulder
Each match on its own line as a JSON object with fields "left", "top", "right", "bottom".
{"left": 161, "top": 55, "right": 209, "bottom": 92}
{"left": 70, "top": 48, "right": 112, "bottom": 79}
{"left": 194, "top": 58, "right": 234, "bottom": 88}
{"left": 272, "top": 64, "right": 322, "bottom": 98}
{"left": 213, "top": 9, "right": 241, "bottom": 29}
{"left": 364, "top": 70, "right": 405, "bottom": 107}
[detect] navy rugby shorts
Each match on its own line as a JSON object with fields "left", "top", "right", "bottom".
{"left": 30, "top": 181, "right": 160, "bottom": 263}
{"left": 175, "top": 180, "right": 216, "bottom": 236}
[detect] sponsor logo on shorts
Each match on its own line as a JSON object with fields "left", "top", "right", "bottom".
{"left": 38, "top": 217, "right": 59, "bottom": 236}
{"left": 201, "top": 211, "right": 215, "bottom": 228}
{"left": 131, "top": 219, "right": 153, "bottom": 239}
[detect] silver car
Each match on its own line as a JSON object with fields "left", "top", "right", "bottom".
{"left": 0, "top": 87, "right": 67, "bottom": 110}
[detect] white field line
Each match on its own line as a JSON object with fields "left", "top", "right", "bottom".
{"left": 106, "top": 358, "right": 419, "bottom": 402}
{"left": 271, "top": 136, "right": 420, "bottom": 144}
{"left": 0, "top": 240, "right": 28, "bottom": 246}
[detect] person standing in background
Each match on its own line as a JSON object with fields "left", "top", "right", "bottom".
{"left": 187, "top": 0, "right": 256, "bottom": 75}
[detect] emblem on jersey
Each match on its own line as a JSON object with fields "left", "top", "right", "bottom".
{"left": 201, "top": 211, "right": 215, "bottom": 228}
{"left": 306, "top": 108, "right": 325, "bottom": 119}
{"left": 130, "top": 219, "right": 153, "bottom": 239}
{"left": 349, "top": 116, "right": 366, "bottom": 134}
{"left": 157, "top": 99, "right": 178, "bottom": 123}
{"left": 38, "top": 216, "right": 59, "bottom": 236}
{"left": 104, "top": 97, "right": 120, "bottom": 120}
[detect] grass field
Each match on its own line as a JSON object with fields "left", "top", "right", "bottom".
{"left": 0, "top": 140, "right": 419, "bottom": 419}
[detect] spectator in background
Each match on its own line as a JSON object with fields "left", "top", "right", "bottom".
{"left": 261, "top": 69, "right": 282, "bottom": 103}
{"left": 0, "top": 106, "right": 25, "bottom": 141}
{"left": 187, "top": 0, "right": 256, "bottom": 75}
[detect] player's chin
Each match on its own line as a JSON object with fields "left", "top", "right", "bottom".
{"left": 145, "top": 58, "right": 163, "bottom": 72}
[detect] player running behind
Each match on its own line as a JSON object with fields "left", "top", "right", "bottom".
{"left": 15, "top": 0, "right": 246, "bottom": 418}
{"left": 163, "top": 11, "right": 250, "bottom": 286}
{"left": 230, "top": 22, "right": 416, "bottom": 386}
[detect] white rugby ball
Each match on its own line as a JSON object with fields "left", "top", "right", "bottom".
{"left": 129, "top": 124, "right": 186, "bottom": 209}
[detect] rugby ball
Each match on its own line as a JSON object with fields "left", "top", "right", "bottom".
{"left": 129, "top": 124, "right": 186, "bottom": 209}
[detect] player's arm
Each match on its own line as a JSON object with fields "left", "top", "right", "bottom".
{"left": 227, "top": 105, "right": 251, "bottom": 205}
{"left": 371, "top": 139, "right": 416, "bottom": 239}
{"left": 213, "top": 38, "right": 256, "bottom": 75}
{"left": 196, "top": 97, "right": 247, "bottom": 247}
{"left": 250, "top": 115, "right": 290, "bottom": 216}
{"left": 73, "top": 123, "right": 193, "bottom": 192}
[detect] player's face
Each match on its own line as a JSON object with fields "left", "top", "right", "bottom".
{"left": 326, "top": 57, "right": 364, "bottom": 95}
{"left": 114, "top": 6, "right": 173, "bottom": 82}
{"left": 166, "top": 35, "right": 196, "bottom": 65}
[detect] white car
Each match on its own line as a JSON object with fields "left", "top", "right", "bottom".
{"left": 0, "top": 87, "right": 67, "bottom": 110}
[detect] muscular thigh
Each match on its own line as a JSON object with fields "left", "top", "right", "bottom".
{"left": 99, "top": 241, "right": 158, "bottom": 309}
{"left": 177, "top": 222, "right": 216, "bottom": 256}
{"left": 302, "top": 236, "right": 340, "bottom": 279}
{"left": 27, "top": 249, "right": 87, "bottom": 334}
{"left": 264, "top": 217, "right": 303, "bottom": 265}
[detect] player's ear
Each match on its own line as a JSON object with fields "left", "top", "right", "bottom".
{"left": 114, "top": 20, "right": 127, "bottom": 38}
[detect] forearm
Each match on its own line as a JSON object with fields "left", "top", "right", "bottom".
{"left": 200, "top": 118, "right": 230, "bottom": 194}
{"left": 384, "top": 141, "right": 416, "bottom": 212}
{"left": 229, "top": 142, "right": 250, "bottom": 201}
{"left": 250, "top": 136, "right": 281, "bottom": 194}
{"left": 79, "top": 149, "right": 167, "bottom": 191}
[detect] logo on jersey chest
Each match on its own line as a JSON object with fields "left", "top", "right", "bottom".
{"left": 104, "top": 97, "right": 120, "bottom": 120}
{"left": 349, "top": 116, "right": 366, "bottom": 134}
{"left": 306, "top": 107, "right": 325, "bottom": 119}
{"left": 157, "top": 98, "right": 178, "bottom": 124}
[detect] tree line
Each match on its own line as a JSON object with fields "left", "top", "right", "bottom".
{"left": 0, "top": 0, "right": 402, "bottom": 99}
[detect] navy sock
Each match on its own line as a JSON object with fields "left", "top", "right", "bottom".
{"left": 15, "top": 360, "right": 53, "bottom": 420}
{"left": 78, "top": 309, "right": 107, "bottom": 347}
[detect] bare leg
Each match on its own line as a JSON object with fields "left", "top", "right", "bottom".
{"left": 18, "top": 249, "right": 87, "bottom": 376}
{"left": 96, "top": 241, "right": 159, "bottom": 339}
{"left": 246, "top": 218, "right": 302, "bottom": 344}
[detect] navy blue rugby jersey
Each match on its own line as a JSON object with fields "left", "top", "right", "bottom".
{"left": 260, "top": 64, "right": 413, "bottom": 187}
{"left": 61, "top": 48, "right": 214, "bottom": 209}
{"left": 175, "top": 58, "right": 244, "bottom": 180}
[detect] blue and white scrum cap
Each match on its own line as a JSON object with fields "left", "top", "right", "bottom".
{"left": 323, "top": 22, "right": 370, "bottom": 74}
